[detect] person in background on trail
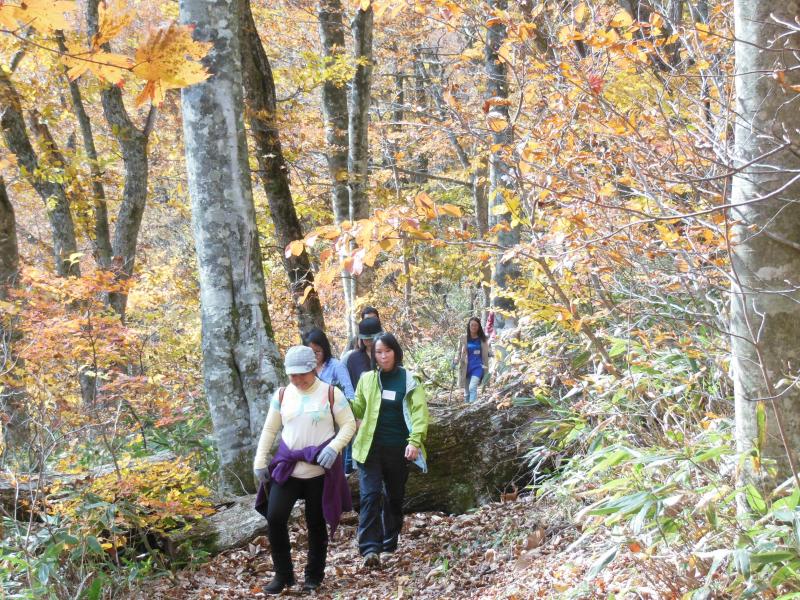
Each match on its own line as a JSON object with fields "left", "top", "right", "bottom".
{"left": 361, "top": 305, "right": 381, "bottom": 325}
{"left": 342, "top": 308, "right": 380, "bottom": 359}
{"left": 344, "top": 317, "right": 383, "bottom": 388}
{"left": 455, "top": 317, "right": 491, "bottom": 403}
{"left": 341, "top": 317, "right": 383, "bottom": 474}
{"left": 350, "top": 333, "right": 429, "bottom": 569}
{"left": 253, "top": 346, "right": 356, "bottom": 594}
{"left": 303, "top": 328, "right": 355, "bottom": 401}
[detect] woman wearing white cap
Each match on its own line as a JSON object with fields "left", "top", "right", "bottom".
{"left": 253, "top": 345, "right": 356, "bottom": 594}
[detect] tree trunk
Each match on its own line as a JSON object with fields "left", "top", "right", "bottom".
{"left": 0, "top": 177, "right": 27, "bottom": 453}
{"left": 731, "top": 1, "right": 800, "bottom": 488}
{"left": 348, "top": 5, "right": 374, "bottom": 305}
{"left": 0, "top": 71, "right": 79, "bottom": 278}
{"left": 485, "top": 0, "right": 519, "bottom": 331}
{"left": 411, "top": 46, "right": 429, "bottom": 185}
{"left": 318, "top": 0, "right": 350, "bottom": 224}
{"left": 0, "top": 177, "right": 18, "bottom": 293}
{"left": 348, "top": 5, "right": 373, "bottom": 224}
{"left": 181, "top": 0, "right": 284, "bottom": 495}
{"left": 56, "top": 32, "right": 112, "bottom": 270}
{"left": 87, "top": 0, "right": 154, "bottom": 320}
{"left": 240, "top": 0, "right": 325, "bottom": 334}
{"left": 317, "top": 0, "right": 355, "bottom": 335}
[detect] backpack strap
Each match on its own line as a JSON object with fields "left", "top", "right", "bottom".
{"left": 279, "top": 384, "right": 335, "bottom": 422}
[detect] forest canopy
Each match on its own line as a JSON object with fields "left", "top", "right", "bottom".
{"left": 2, "top": 0, "right": 800, "bottom": 597}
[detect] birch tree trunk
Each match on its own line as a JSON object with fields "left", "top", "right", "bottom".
{"left": 240, "top": 0, "right": 325, "bottom": 334}
{"left": 87, "top": 0, "right": 154, "bottom": 320}
{"left": 731, "top": 1, "right": 800, "bottom": 488}
{"left": 318, "top": 0, "right": 355, "bottom": 334}
{"left": 485, "top": 0, "right": 519, "bottom": 332}
{"left": 0, "top": 72, "right": 79, "bottom": 278}
{"left": 181, "top": 0, "right": 284, "bottom": 494}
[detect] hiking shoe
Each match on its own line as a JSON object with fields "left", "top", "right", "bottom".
{"left": 363, "top": 552, "right": 381, "bottom": 568}
{"left": 302, "top": 577, "right": 322, "bottom": 592}
{"left": 264, "top": 574, "right": 295, "bottom": 594}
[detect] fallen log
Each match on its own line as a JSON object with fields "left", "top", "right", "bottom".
{"left": 348, "top": 399, "right": 540, "bottom": 514}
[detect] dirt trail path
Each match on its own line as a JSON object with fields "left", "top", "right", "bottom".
{"left": 124, "top": 493, "right": 639, "bottom": 599}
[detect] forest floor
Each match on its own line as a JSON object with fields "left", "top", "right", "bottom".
{"left": 125, "top": 490, "right": 669, "bottom": 600}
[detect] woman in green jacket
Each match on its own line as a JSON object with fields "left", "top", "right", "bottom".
{"left": 350, "top": 333, "right": 429, "bottom": 568}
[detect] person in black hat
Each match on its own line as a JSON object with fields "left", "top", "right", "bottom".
{"left": 341, "top": 316, "right": 382, "bottom": 474}
{"left": 345, "top": 317, "right": 383, "bottom": 388}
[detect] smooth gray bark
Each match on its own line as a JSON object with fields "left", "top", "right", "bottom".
{"left": 318, "top": 0, "right": 355, "bottom": 334}
{"left": 486, "top": 0, "right": 519, "bottom": 330}
{"left": 240, "top": 0, "right": 325, "bottom": 334}
{"left": 87, "top": 0, "right": 154, "bottom": 319}
{"left": 318, "top": 0, "right": 350, "bottom": 224}
{"left": 181, "top": 0, "right": 284, "bottom": 494}
{"left": 0, "top": 72, "right": 79, "bottom": 278}
{"left": 731, "top": 1, "right": 800, "bottom": 485}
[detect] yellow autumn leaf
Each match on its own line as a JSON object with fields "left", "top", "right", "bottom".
{"left": 285, "top": 240, "right": 306, "bottom": 258}
{"left": 0, "top": 7, "right": 18, "bottom": 29}
{"left": 650, "top": 13, "right": 664, "bottom": 28}
{"left": 438, "top": 203, "right": 462, "bottom": 218}
{"left": 92, "top": 0, "right": 134, "bottom": 50}
{"left": 491, "top": 202, "right": 510, "bottom": 216}
{"left": 299, "top": 285, "right": 315, "bottom": 304}
{"left": 414, "top": 191, "right": 435, "bottom": 214}
{"left": 487, "top": 112, "right": 508, "bottom": 133}
{"left": 132, "top": 23, "right": 212, "bottom": 107}
{"left": 363, "top": 243, "right": 382, "bottom": 267}
{"left": 610, "top": 9, "right": 633, "bottom": 28}
{"left": 359, "top": 0, "right": 371, "bottom": 10}
{"left": 655, "top": 224, "right": 680, "bottom": 244}
{"left": 62, "top": 43, "right": 133, "bottom": 85}
{"left": 574, "top": 2, "right": 586, "bottom": 22}
{"left": 1, "top": 0, "right": 74, "bottom": 32}
{"left": 498, "top": 40, "right": 514, "bottom": 65}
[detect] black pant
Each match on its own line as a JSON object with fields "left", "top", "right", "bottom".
{"left": 266, "top": 475, "right": 327, "bottom": 581}
{"left": 357, "top": 445, "right": 409, "bottom": 556}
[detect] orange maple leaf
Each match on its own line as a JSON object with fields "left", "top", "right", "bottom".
{"left": 132, "top": 22, "right": 211, "bottom": 107}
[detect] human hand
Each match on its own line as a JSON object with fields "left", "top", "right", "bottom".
{"left": 404, "top": 445, "right": 419, "bottom": 461}
{"left": 317, "top": 445, "right": 338, "bottom": 469}
{"left": 254, "top": 467, "right": 269, "bottom": 484}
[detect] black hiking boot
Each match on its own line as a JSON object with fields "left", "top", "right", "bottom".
{"left": 302, "top": 576, "right": 323, "bottom": 592}
{"left": 264, "top": 574, "right": 295, "bottom": 595}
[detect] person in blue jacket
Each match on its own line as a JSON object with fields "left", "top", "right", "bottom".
{"left": 303, "top": 328, "right": 355, "bottom": 400}
{"left": 455, "top": 317, "right": 491, "bottom": 402}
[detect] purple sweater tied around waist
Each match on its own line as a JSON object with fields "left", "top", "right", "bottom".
{"left": 268, "top": 437, "right": 352, "bottom": 537}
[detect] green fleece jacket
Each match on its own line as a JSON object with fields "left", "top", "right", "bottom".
{"left": 350, "top": 368, "right": 429, "bottom": 473}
